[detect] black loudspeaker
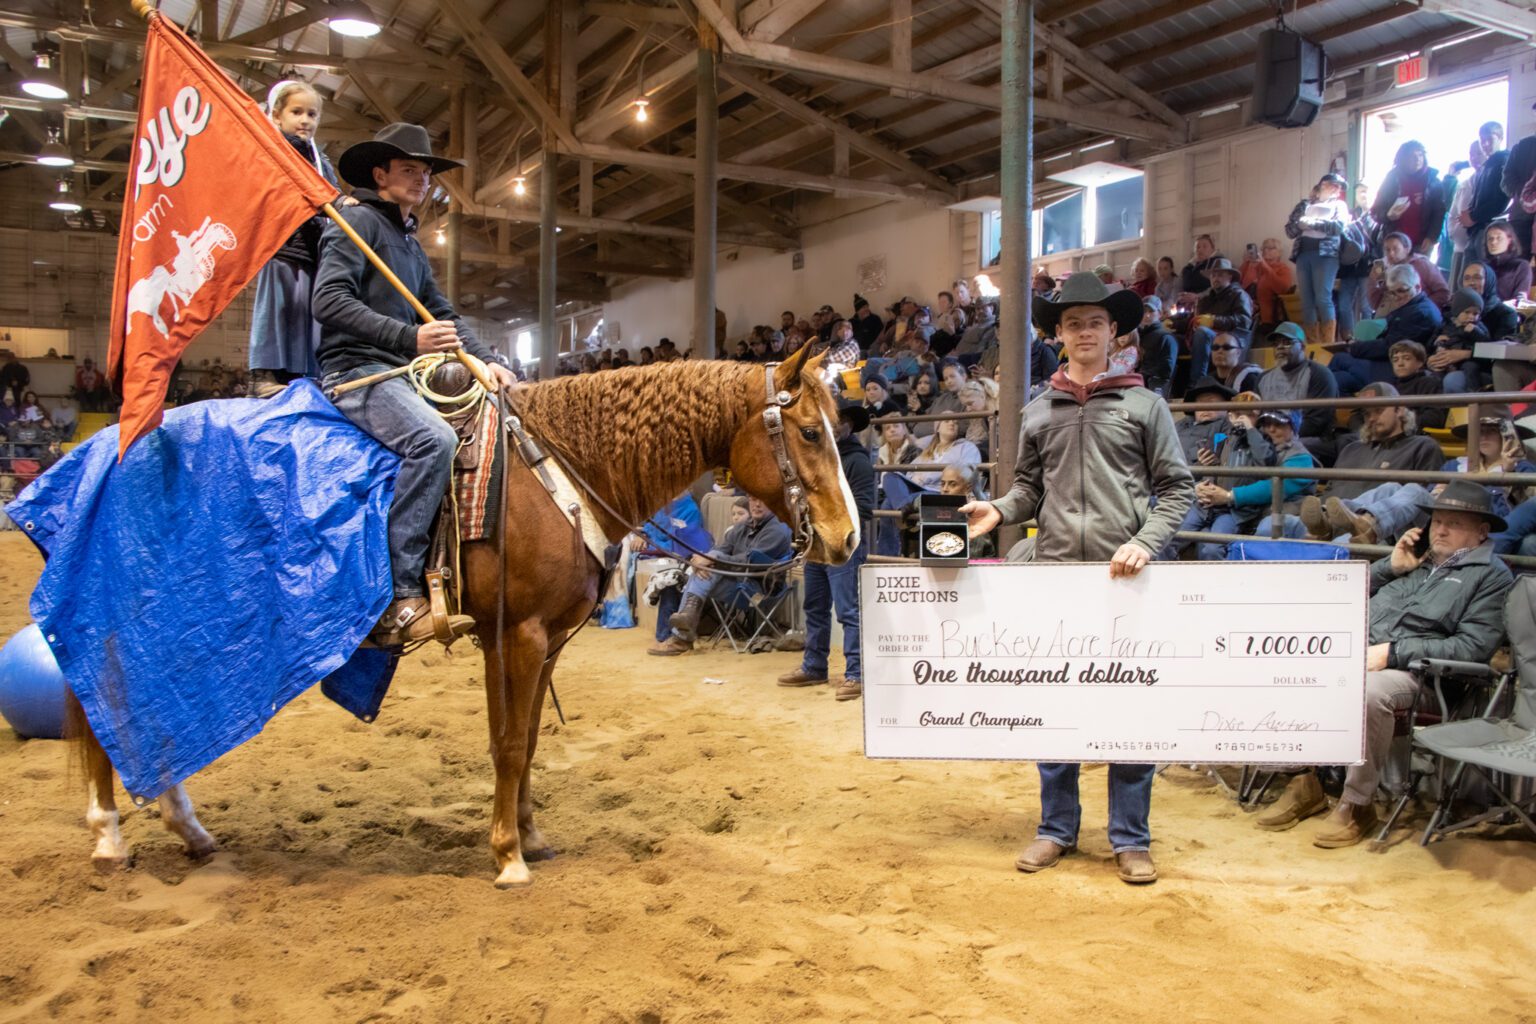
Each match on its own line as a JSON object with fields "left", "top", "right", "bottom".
{"left": 1251, "top": 29, "right": 1328, "bottom": 129}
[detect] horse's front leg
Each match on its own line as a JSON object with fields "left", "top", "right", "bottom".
{"left": 517, "top": 652, "right": 560, "bottom": 862}
{"left": 157, "top": 783, "right": 217, "bottom": 859}
{"left": 482, "top": 620, "right": 549, "bottom": 889}
{"left": 76, "top": 708, "right": 128, "bottom": 871}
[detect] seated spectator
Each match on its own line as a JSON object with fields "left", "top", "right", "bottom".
{"left": 1093, "top": 264, "right": 1123, "bottom": 290}
{"left": 648, "top": 496, "right": 792, "bottom": 656}
{"left": 1484, "top": 220, "right": 1532, "bottom": 301}
{"left": 638, "top": 346, "right": 655, "bottom": 366}
{"left": 957, "top": 378, "right": 998, "bottom": 454}
{"left": 861, "top": 374, "right": 903, "bottom": 420}
{"left": 637, "top": 492, "right": 710, "bottom": 646}
{"left": 1174, "top": 257, "right": 1253, "bottom": 383}
{"left": 1270, "top": 382, "right": 1445, "bottom": 539}
{"left": 732, "top": 339, "right": 750, "bottom": 361}
{"left": 0, "top": 353, "right": 29, "bottom": 407}
{"left": 1154, "top": 256, "right": 1180, "bottom": 308}
{"left": 1367, "top": 232, "right": 1452, "bottom": 310}
{"left": 17, "top": 391, "right": 46, "bottom": 424}
{"left": 884, "top": 325, "right": 932, "bottom": 384}
{"left": 1176, "top": 377, "right": 1234, "bottom": 464}
{"left": 904, "top": 364, "right": 940, "bottom": 437}
{"left": 0, "top": 395, "right": 16, "bottom": 429}
{"left": 1171, "top": 404, "right": 1312, "bottom": 561}
{"left": 1129, "top": 258, "right": 1157, "bottom": 298}
{"left": 1137, "top": 297, "right": 1177, "bottom": 398}
{"left": 1108, "top": 325, "right": 1141, "bottom": 377}
{"left": 929, "top": 358, "right": 968, "bottom": 418}
{"left": 932, "top": 291, "right": 965, "bottom": 355}
{"left": 851, "top": 294, "right": 884, "bottom": 352}
{"left": 1032, "top": 272, "right": 1057, "bottom": 299}
{"left": 1329, "top": 264, "right": 1443, "bottom": 394}
{"left": 907, "top": 417, "right": 982, "bottom": 491}
{"left": 1257, "top": 323, "right": 1340, "bottom": 457}
{"left": 1257, "top": 482, "right": 1512, "bottom": 845}
{"left": 656, "top": 338, "right": 681, "bottom": 362}
{"left": 1389, "top": 341, "right": 1446, "bottom": 429}
{"left": 938, "top": 463, "right": 996, "bottom": 559}
{"left": 874, "top": 420, "right": 923, "bottom": 556}
{"left": 780, "top": 310, "right": 796, "bottom": 333}
{"left": 1211, "top": 332, "right": 1261, "bottom": 394}
{"left": 1428, "top": 287, "right": 1492, "bottom": 392}
{"left": 1462, "top": 261, "right": 1519, "bottom": 340}
{"left": 953, "top": 300, "right": 997, "bottom": 365}
{"left": 1243, "top": 237, "right": 1297, "bottom": 329}
{"left": 876, "top": 419, "right": 922, "bottom": 470}
{"left": 1179, "top": 234, "right": 1223, "bottom": 299}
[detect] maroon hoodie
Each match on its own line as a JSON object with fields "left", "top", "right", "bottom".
{"left": 1048, "top": 366, "right": 1146, "bottom": 405}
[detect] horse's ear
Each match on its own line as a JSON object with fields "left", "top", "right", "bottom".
{"left": 773, "top": 342, "right": 817, "bottom": 395}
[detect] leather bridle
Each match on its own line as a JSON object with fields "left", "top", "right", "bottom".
{"left": 760, "top": 362, "right": 815, "bottom": 557}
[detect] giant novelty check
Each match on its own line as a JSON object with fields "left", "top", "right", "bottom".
{"left": 861, "top": 561, "right": 1369, "bottom": 764}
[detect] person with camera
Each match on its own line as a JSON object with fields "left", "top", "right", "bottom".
{"left": 1284, "top": 173, "right": 1352, "bottom": 347}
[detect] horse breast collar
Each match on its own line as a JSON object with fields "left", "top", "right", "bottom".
{"left": 762, "top": 362, "right": 814, "bottom": 555}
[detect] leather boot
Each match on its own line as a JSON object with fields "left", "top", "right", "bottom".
{"left": 1298, "top": 496, "right": 1329, "bottom": 540}
{"left": 668, "top": 594, "right": 705, "bottom": 643}
{"left": 1014, "top": 838, "right": 1074, "bottom": 873}
{"left": 1325, "top": 496, "right": 1377, "bottom": 544}
{"left": 778, "top": 668, "right": 828, "bottom": 688}
{"left": 249, "top": 369, "right": 287, "bottom": 399}
{"left": 1115, "top": 850, "right": 1158, "bottom": 884}
{"left": 647, "top": 635, "right": 693, "bottom": 656}
{"left": 1313, "top": 801, "right": 1378, "bottom": 849}
{"left": 370, "top": 596, "right": 475, "bottom": 647}
{"left": 1320, "top": 319, "right": 1337, "bottom": 346}
{"left": 1254, "top": 771, "right": 1327, "bottom": 831}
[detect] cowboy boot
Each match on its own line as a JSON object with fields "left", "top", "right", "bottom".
{"left": 1312, "top": 800, "right": 1378, "bottom": 849}
{"left": 1325, "top": 497, "right": 1377, "bottom": 544}
{"left": 370, "top": 596, "right": 474, "bottom": 647}
{"left": 647, "top": 635, "right": 693, "bottom": 656}
{"left": 249, "top": 369, "right": 287, "bottom": 399}
{"left": 1254, "top": 771, "right": 1328, "bottom": 831}
{"left": 667, "top": 594, "right": 705, "bottom": 643}
{"left": 1298, "top": 496, "right": 1330, "bottom": 540}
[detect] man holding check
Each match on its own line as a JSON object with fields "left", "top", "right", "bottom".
{"left": 960, "top": 273, "right": 1195, "bottom": 884}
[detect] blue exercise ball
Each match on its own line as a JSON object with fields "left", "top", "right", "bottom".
{"left": 0, "top": 624, "right": 68, "bottom": 740}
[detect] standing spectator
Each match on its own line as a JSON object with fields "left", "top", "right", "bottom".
{"left": 1337, "top": 182, "right": 1379, "bottom": 338}
{"left": 1429, "top": 288, "right": 1492, "bottom": 393}
{"left": 1368, "top": 232, "right": 1452, "bottom": 310}
{"left": 1484, "top": 220, "right": 1532, "bottom": 301}
{"left": 1257, "top": 323, "right": 1340, "bottom": 458}
{"left": 1128, "top": 258, "right": 1157, "bottom": 298}
{"left": 960, "top": 273, "right": 1194, "bottom": 885}
{"left": 1285, "top": 173, "right": 1351, "bottom": 345}
{"left": 1153, "top": 256, "right": 1180, "bottom": 309}
{"left": 1501, "top": 104, "right": 1536, "bottom": 257}
{"left": 1179, "top": 234, "right": 1223, "bottom": 299}
{"left": 1240, "top": 237, "right": 1296, "bottom": 331}
{"left": 779, "top": 406, "right": 874, "bottom": 701}
{"left": 1137, "top": 297, "right": 1177, "bottom": 399}
{"left": 1370, "top": 140, "right": 1447, "bottom": 255}
{"left": 0, "top": 353, "right": 29, "bottom": 408}
{"left": 851, "top": 295, "right": 884, "bottom": 352}
{"left": 1331, "top": 264, "right": 1443, "bottom": 394}
{"left": 72, "top": 357, "right": 108, "bottom": 413}
{"left": 1463, "top": 122, "right": 1511, "bottom": 264}
{"left": 1445, "top": 144, "right": 1483, "bottom": 288}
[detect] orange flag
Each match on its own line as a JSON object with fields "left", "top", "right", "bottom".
{"left": 108, "top": 13, "right": 338, "bottom": 457}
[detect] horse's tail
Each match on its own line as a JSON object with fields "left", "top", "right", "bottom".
{"left": 63, "top": 687, "right": 94, "bottom": 784}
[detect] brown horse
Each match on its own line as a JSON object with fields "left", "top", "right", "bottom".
{"left": 70, "top": 345, "right": 859, "bottom": 888}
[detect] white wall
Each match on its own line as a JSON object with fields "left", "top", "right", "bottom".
{"left": 601, "top": 199, "right": 962, "bottom": 353}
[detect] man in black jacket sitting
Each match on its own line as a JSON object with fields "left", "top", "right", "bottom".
{"left": 314, "top": 123, "right": 518, "bottom": 647}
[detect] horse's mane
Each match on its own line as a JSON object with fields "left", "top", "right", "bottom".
{"left": 515, "top": 360, "right": 761, "bottom": 526}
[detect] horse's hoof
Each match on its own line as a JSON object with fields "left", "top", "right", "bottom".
{"left": 493, "top": 862, "right": 533, "bottom": 889}
{"left": 184, "top": 839, "right": 218, "bottom": 861}
{"left": 522, "top": 844, "right": 558, "bottom": 863}
{"left": 92, "top": 854, "right": 131, "bottom": 874}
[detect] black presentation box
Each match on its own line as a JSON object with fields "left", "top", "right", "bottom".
{"left": 917, "top": 493, "right": 970, "bottom": 568}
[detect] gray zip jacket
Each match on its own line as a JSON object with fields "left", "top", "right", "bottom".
{"left": 991, "top": 371, "right": 1194, "bottom": 562}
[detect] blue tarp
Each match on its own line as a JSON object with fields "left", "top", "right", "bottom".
{"left": 6, "top": 381, "right": 401, "bottom": 799}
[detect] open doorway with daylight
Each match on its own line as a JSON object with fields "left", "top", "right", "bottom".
{"left": 1360, "top": 77, "right": 1509, "bottom": 197}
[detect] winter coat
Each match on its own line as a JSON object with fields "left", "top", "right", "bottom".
{"left": 1369, "top": 543, "right": 1512, "bottom": 669}
{"left": 1349, "top": 292, "right": 1442, "bottom": 363}
{"left": 837, "top": 434, "right": 877, "bottom": 534}
{"left": 1489, "top": 251, "right": 1533, "bottom": 303}
{"left": 1285, "top": 197, "right": 1348, "bottom": 259}
{"left": 314, "top": 188, "right": 496, "bottom": 375}
{"left": 1371, "top": 165, "right": 1448, "bottom": 251}
{"left": 1465, "top": 262, "right": 1520, "bottom": 339}
{"left": 1501, "top": 132, "right": 1536, "bottom": 245}
{"left": 1137, "top": 323, "right": 1177, "bottom": 398}
{"left": 1368, "top": 255, "right": 1451, "bottom": 310}
{"left": 1393, "top": 368, "right": 1446, "bottom": 429}
{"left": 1330, "top": 432, "right": 1446, "bottom": 502}
{"left": 1193, "top": 283, "right": 1255, "bottom": 344}
{"left": 711, "top": 513, "right": 793, "bottom": 566}
{"left": 991, "top": 369, "right": 1194, "bottom": 562}
{"left": 1467, "top": 151, "right": 1512, "bottom": 232}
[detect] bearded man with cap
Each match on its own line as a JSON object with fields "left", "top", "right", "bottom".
{"left": 313, "top": 123, "right": 518, "bottom": 647}
{"left": 1257, "top": 481, "right": 1513, "bottom": 846}
{"left": 959, "top": 273, "right": 1195, "bottom": 885}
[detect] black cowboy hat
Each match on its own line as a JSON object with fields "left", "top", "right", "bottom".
{"left": 838, "top": 404, "right": 871, "bottom": 432}
{"left": 1416, "top": 478, "right": 1506, "bottom": 532}
{"left": 1450, "top": 405, "right": 1536, "bottom": 441}
{"left": 338, "top": 122, "right": 463, "bottom": 189}
{"left": 1184, "top": 376, "right": 1236, "bottom": 401}
{"left": 1032, "top": 273, "right": 1143, "bottom": 339}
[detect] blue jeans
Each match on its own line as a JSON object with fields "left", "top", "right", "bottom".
{"left": 324, "top": 363, "right": 458, "bottom": 598}
{"left": 679, "top": 571, "right": 764, "bottom": 617}
{"left": 654, "top": 586, "right": 681, "bottom": 642}
{"left": 1295, "top": 251, "right": 1339, "bottom": 324}
{"left": 1036, "top": 763, "right": 1156, "bottom": 852}
{"left": 1255, "top": 514, "right": 1309, "bottom": 539}
{"left": 1186, "top": 326, "right": 1214, "bottom": 384}
{"left": 1167, "top": 504, "right": 1243, "bottom": 561}
{"left": 1441, "top": 363, "right": 1488, "bottom": 393}
{"left": 1327, "top": 352, "right": 1392, "bottom": 395}
{"left": 801, "top": 539, "right": 867, "bottom": 681}
{"left": 1336, "top": 274, "right": 1365, "bottom": 335}
{"left": 1344, "top": 482, "right": 1429, "bottom": 542}
{"left": 1495, "top": 497, "right": 1536, "bottom": 557}
{"left": 877, "top": 473, "right": 933, "bottom": 556}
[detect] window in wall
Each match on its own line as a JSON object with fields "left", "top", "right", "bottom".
{"left": 980, "top": 209, "right": 1003, "bottom": 267}
{"left": 1360, "top": 77, "right": 1508, "bottom": 207}
{"left": 515, "top": 330, "right": 534, "bottom": 364}
{"left": 1031, "top": 167, "right": 1145, "bottom": 258}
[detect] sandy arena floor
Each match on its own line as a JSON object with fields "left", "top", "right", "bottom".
{"left": 0, "top": 531, "right": 1532, "bottom": 1022}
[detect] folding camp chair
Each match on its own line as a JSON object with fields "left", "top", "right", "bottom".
{"left": 1391, "top": 577, "right": 1536, "bottom": 846}
{"left": 706, "top": 554, "right": 799, "bottom": 654}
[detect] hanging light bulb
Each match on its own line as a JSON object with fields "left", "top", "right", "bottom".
{"left": 512, "top": 175, "right": 527, "bottom": 197}
{"left": 36, "top": 127, "right": 74, "bottom": 168}
{"left": 49, "top": 178, "right": 81, "bottom": 213}
{"left": 20, "top": 46, "right": 67, "bottom": 101}
{"left": 434, "top": 225, "right": 446, "bottom": 246}
{"left": 327, "top": 0, "right": 382, "bottom": 38}
{"left": 633, "top": 97, "right": 649, "bottom": 123}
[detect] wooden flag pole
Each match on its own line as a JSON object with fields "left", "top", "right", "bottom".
{"left": 126, "top": 0, "right": 499, "bottom": 398}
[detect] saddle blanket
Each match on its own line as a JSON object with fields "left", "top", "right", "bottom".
{"left": 7, "top": 381, "right": 401, "bottom": 799}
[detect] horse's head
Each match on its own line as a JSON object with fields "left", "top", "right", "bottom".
{"left": 730, "top": 345, "right": 860, "bottom": 565}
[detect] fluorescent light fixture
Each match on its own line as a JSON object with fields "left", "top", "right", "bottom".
{"left": 1047, "top": 160, "right": 1141, "bottom": 188}
{"left": 48, "top": 178, "right": 81, "bottom": 213}
{"left": 20, "top": 50, "right": 67, "bottom": 101}
{"left": 327, "top": 1, "right": 382, "bottom": 38}
{"left": 36, "top": 128, "right": 73, "bottom": 167}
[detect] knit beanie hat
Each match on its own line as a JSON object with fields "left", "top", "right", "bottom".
{"left": 1451, "top": 287, "right": 1484, "bottom": 317}
{"left": 864, "top": 373, "right": 891, "bottom": 393}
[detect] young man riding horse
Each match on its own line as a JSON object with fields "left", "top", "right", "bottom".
{"left": 312, "top": 123, "right": 519, "bottom": 646}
